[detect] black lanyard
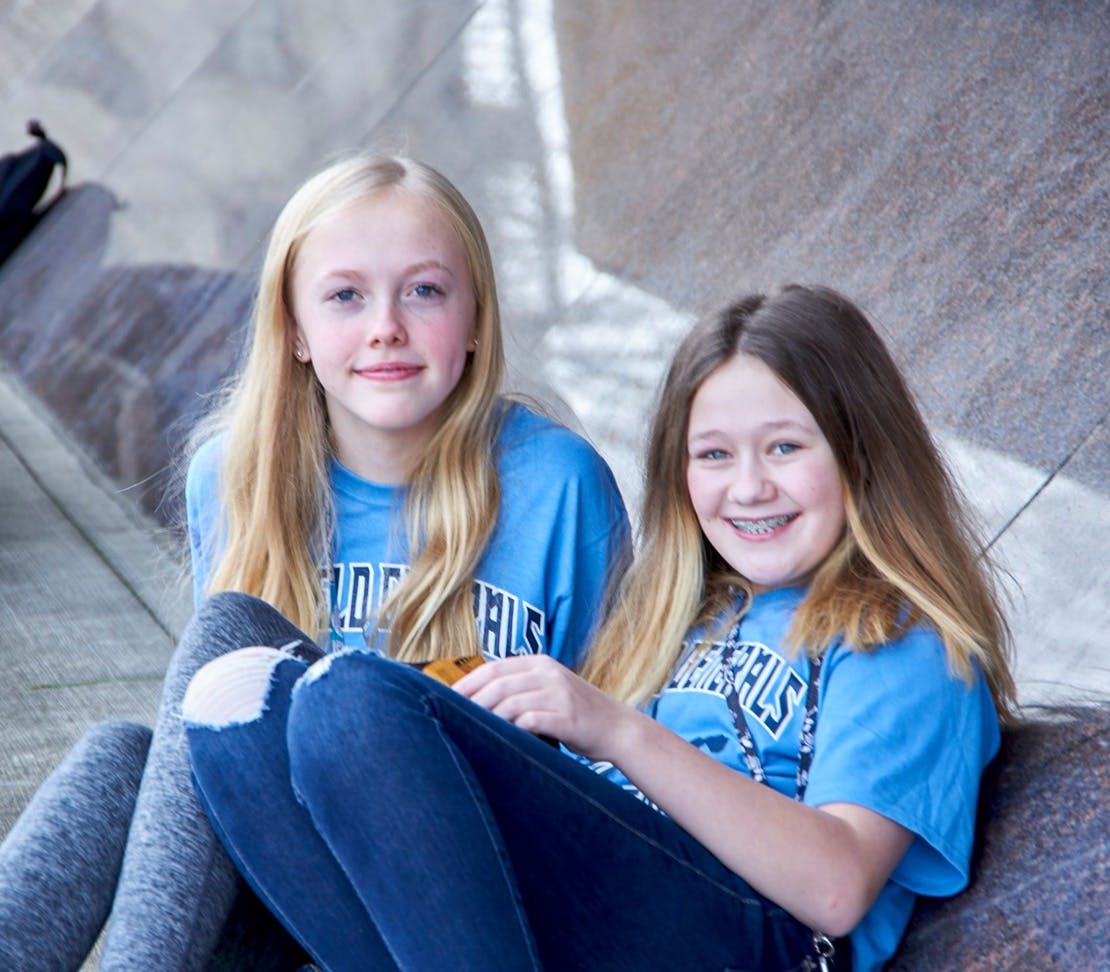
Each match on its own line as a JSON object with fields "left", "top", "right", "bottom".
{"left": 722, "top": 623, "right": 842, "bottom": 970}
{"left": 721, "top": 621, "right": 823, "bottom": 803}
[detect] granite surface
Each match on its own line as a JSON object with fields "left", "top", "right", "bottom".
{"left": 892, "top": 705, "right": 1110, "bottom": 971}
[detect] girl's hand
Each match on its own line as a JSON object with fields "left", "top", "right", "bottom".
{"left": 454, "top": 655, "right": 634, "bottom": 761}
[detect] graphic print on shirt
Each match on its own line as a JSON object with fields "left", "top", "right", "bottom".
{"left": 669, "top": 634, "right": 808, "bottom": 742}
{"left": 330, "top": 561, "right": 545, "bottom": 657}
{"left": 584, "top": 630, "right": 808, "bottom": 807}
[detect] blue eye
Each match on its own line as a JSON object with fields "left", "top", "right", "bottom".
{"left": 694, "top": 448, "right": 729, "bottom": 461}
{"left": 411, "top": 283, "right": 444, "bottom": 299}
{"left": 330, "top": 287, "right": 359, "bottom": 303}
{"left": 771, "top": 442, "right": 800, "bottom": 456}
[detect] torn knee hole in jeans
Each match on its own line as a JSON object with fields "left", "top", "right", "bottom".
{"left": 296, "top": 645, "right": 374, "bottom": 688}
{"left": 181, "top": 646, "right": 291, "bottom": 728}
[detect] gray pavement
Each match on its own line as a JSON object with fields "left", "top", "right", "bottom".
{"left": 1, "top": 0, "right": 1108, "bottom": 858}
{"left": 0, "top": 362, "right": 189, "bottom": 840}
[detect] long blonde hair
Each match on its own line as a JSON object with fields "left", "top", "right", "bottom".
{"left": 583, "top": 286, "right": 1017, "bottom": 723}
{"left": 192, "top": 154, "right": 505, "bottom": 661}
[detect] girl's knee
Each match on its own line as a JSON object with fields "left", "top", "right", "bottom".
{"left": 288, "top": 653, "right": 432, "bottom": 795}
{"left": 296, "top": 650, "right": 416, "bottom": 700}
{"left": 75, "top": 721, "right": 152, "bottom": 780}
{"left": 291, "top": 651, "right": 428, "bottom": 733}
{"left": 182, "top": 646, "right": 296, "bottom": 728}
{"left": 81, "top": 720, "right": 152, "bottom": 756}
{"left": 173, "top": 594, "right": 275, "bottom": 680}
{"left": 198, "top": 589, "right": 268, "bottom": 615}
{"left": 188, "top": 590, "right": 284, "bottom": 644}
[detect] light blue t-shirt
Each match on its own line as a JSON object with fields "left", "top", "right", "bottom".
{"left": 186, "top": 402, "right": 630, "bottom": 668}
{"left": 585, "top": 586, "right": 1000, "bottom": 972}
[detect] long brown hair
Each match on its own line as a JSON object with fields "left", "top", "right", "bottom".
{"left": 192, "top": 153, "right": 504, "bottom": 661}
{"left": 583, "top": 285, "right": 1017, "bottom": 723}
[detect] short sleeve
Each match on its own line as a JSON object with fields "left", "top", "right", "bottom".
{"left": 804, "top": 628, "right": 1001, "bottom": 896}
{"left": 546, "top": 449, "right": 630, "bottom": 668}
{"left": 490, "top": 405, "right": 631, "bottom": 668}
{"left": 184, "top": 437, "right": 225, "bottom": 606}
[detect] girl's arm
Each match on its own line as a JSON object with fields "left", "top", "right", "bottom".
{"left": 456, "top": 654, "right": 913, "bottom": 937}
{"left": 607, "top": 702, "right": 913, "bottom": 936}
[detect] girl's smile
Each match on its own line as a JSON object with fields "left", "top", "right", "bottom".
{"left": 685, "top": 353, "right": 846, "bottom": 590}
{"left": 728, "top": 512, "right": 799, "bottom": 536}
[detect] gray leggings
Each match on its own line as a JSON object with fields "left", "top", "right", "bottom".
{"left": 0, "top": 721, "right": 151, "bottom": 970}
{"left": 1, "top": 592, "right": 310, "bottom": 972}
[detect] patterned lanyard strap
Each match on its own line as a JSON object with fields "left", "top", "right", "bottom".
{"left": 727, "top": 636, "right": 840, "bottom": 970}
{"left": 731, "top": 641, "right": 823, "bottom": 804}
{"left": 727, "top": 637, "right": 836, "bottom": 970}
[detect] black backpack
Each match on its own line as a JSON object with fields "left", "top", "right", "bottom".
{"left": 0, "top": 119, "right": 68, "bottom": 265}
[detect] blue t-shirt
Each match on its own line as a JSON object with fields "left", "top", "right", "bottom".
{"left": 186, "top": 402, "right": 630, "bottom": 667}
{"left": 585, "top": 586, "right": 1000, "bottom": 972}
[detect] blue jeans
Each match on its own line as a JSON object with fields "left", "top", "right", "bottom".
{"left": 186, "top": 645, "right": 813, "bottom": 971}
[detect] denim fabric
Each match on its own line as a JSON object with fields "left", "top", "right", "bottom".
{"left": 100, "top": 591, "right": 312, "bottom": 971}
{"left": 188, "top": 649, "right": 814, "bottom": 972}
{"left": 0, "top": 721, "right": 151, "bottom": 972}
{"left": 187, "top": 654, "right": 400, "bottom": 971}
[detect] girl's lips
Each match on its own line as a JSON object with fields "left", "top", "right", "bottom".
{"left": 356, "top": 363, "right": 423, "bottom": 381}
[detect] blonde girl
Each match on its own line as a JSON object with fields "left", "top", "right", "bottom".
{"left": 3, "top": 153, "right": 628, "bottom": 972}
{"left": 193, "top": 154, "right": 520, "bottom": 660}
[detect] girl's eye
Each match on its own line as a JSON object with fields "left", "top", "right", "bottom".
{"left": 694, "top": 448, "right": 729, "bottom": 461}
{"left": 771, "top": 442, "right": 800, "bottom": 456}
{"left": 410, "top": 283, "right": 444, "bottom": 299}
{"left": 329, "top": 287, "right": 359, "bottom": 304}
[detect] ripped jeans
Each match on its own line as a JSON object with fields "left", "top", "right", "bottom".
{"left": 183, "top": 618, "right": 813, "bottom": 972}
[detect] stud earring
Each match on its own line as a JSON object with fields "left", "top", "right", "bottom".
{"left": 294, "top": 347, "right": 307, "bottom": 361}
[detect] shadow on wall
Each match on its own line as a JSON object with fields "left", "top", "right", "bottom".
{"left": 0, "top": 184, "right": 252, "bottom": 526}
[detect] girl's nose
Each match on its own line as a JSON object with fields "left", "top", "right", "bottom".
{"left": 366, "top": 300, "right": 407, "bottom": 346}
{"left": 726, "top": 457, "right": 775, "bottom": 505}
